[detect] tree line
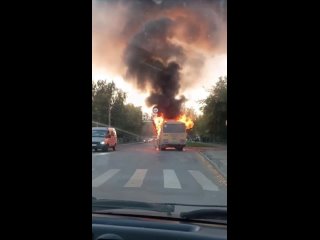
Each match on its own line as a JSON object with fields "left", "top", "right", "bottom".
{"left": 190, "top": 76, "right": 227, "bottom": 143}
{"left": 92, "top": 80, "right": 143, "bottom": 139}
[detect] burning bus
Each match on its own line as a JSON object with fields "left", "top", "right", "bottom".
{"left": 157, "top": 120, "right": 186, "bottom": 151}
{"left": 153, "top": 112, "right": 194, "bottom": 151}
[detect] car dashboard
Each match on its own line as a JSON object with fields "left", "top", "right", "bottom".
{"left": 92, "top": 213, "right": 227, "bottom": 240}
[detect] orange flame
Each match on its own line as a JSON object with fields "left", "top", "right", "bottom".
{"left": 152, "top": 113, "right": 194, "bottom": 136}
{"left": 176, "top": 114, "right": 194, "bottom": 130}
{"left": 153, "top": 114, "right": 165, "bottom": 136}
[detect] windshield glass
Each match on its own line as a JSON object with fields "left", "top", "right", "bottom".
{"left": 92, "top": 130, "right": 107, "bottom": 138}
{"left": 163, "top": 124, "right": 185, "bottom": 133}
{"left": 92, "top": 0, "right": 227, "bottom": 218}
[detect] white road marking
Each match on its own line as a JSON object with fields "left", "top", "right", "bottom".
{"left": 188, "top": 170, "right": 219, "bottom": 191}
{"left": 124, "top": 169, "right": 148, "bottom": 188}
{"left": 163, "top": 169, "right": 181, "bottom": 189}
{"left": 92, "top": 169, "right": 120, "bottom": 188}
{"left": 93, "top": 152, "right": 110, "bottom": 156}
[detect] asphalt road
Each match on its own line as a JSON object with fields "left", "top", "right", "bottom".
{"left": 92, "top": 143, "right": 227, "bottom": 206}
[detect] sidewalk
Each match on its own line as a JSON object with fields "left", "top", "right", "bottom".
{"left": 198, "top": 148, "right": 227, "bottom": 178}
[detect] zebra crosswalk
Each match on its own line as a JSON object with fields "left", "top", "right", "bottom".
{"left": 124, "top": 169, "right": 148, "bottom": 188}
{"left": 188, "top": 170, "right": 219, "bottom": 191}
{"left": 92, "top": 169, "right": 120, "bottom": 188}
{"left": 92, "top": 168, "right": 220, "bottom": 191}
{"left": 163, "top": 169, "right": 181, "bottom": 189}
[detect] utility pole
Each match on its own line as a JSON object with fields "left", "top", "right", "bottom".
{"left": 108, "top": 88, "right": 115, "bottom": 128}
{"left": 108, "top": 102, "right": 111, "bottom": 127}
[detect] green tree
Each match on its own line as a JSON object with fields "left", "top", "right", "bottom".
{"left": 110, "top": 89, "right": 127, "bottom": 128}
{"left": 193, "top": 114, "right": 207, "bottom": 137}
{"left": 92, "top": 80, "right": 143, "bottom": 136}
{"left": 123, "top": 104, "right": 143, "bottom": 134}
{"left": 199, "top": 76, "right": 227, "bottom": 142}
{"left": 92, "top": 80, "right": 127, "bottom": 125}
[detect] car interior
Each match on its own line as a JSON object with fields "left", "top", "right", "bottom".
{"left": 92, "top": 214, "right": 227, "bottom": 240}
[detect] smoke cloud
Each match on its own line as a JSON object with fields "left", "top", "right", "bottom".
{"left": 93, "top": 0, "right": 227, "bottom": 118}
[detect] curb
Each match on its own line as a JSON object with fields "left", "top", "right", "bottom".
{"left": 197, "top": 151, "right": 227, "bottom": 180}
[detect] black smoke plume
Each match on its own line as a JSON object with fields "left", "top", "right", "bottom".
{"left": 93, "top": 0, "right": 227, "bottom": 118}
{"left": 124, "top": 18, "right": 187, "bottom": 118}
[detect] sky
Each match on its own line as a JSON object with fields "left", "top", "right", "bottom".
{"left": 92, "top": 0, "right": 227, "bottom": 116}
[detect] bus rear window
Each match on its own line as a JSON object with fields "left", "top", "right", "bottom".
{"left": 163, "top": 124, "right": 186, "bottom": 133}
